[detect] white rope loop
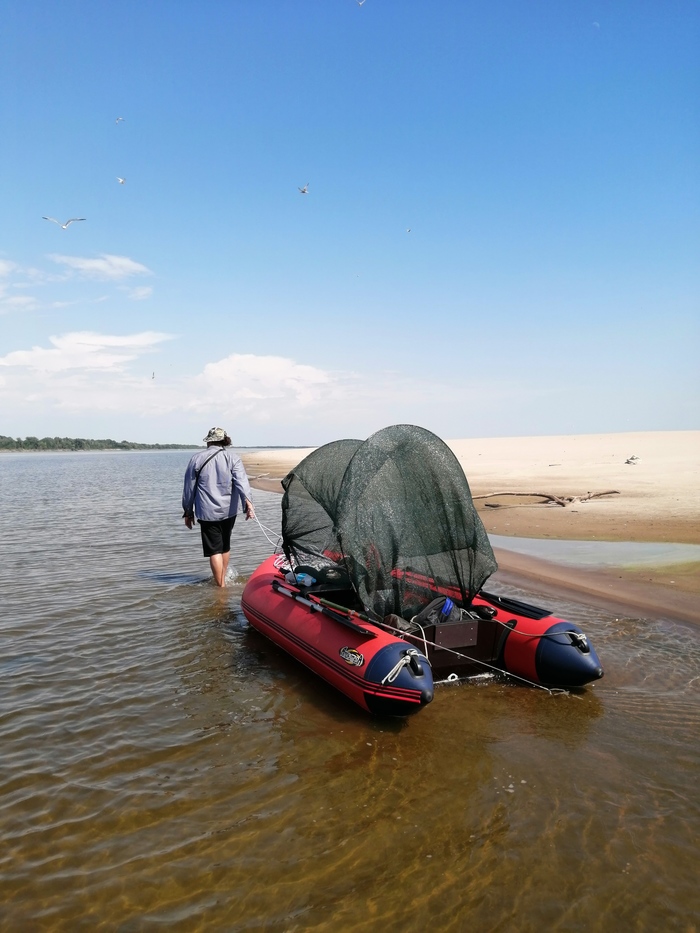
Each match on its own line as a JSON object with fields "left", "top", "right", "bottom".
{"left": 381, "top": 648, "right": 423, "bottom": 685}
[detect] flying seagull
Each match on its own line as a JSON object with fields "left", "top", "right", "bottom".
{"left": 117, "top": 177, "right": 126, "bottom": 184}
{"left": 357, "top": 0, "right": 366, "bottom": 6}
{"left": 116, "top": 116, "right": 125, "bottom": 124}
{"left": 42, "top": 216, "right": 86, "bottom": 229}
{"left": 406, "top": 228, "right": 411, "bottom": 233}
{"left": 298, "top": 183, "right": 309, "bottom": 194}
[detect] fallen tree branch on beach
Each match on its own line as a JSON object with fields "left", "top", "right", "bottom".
{"left": 474, "top": 490, "right": 620, "bottom": 508}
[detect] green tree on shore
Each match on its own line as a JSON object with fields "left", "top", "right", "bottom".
{"left": 0, "top": 435, "right": 197, "bottom": 451}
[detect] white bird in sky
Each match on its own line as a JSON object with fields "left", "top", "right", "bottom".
{"left": 42, "top": 216, "right": 86, "bottom": 229}
{"left": 298, "top": 183, "right": 309, "bottom": 194}
{"left": 117, "top": 177, "right": 126, "bottom": 184}
{"left": 116, "top": 116, "right": 125, "bottom": 124}
{"left": 357, "top": 0, "right": 366, "bottom": 6}
{"left": 406, "top": 228, "right": 411, "bottom": 233}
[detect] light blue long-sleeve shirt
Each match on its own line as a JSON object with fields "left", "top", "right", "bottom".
{"left": 182, "top": 447, "right": 253, "bottom": 521}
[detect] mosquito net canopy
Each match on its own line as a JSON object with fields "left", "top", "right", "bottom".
{"left": 281, "top": 424, "right": 497, "bottom": 620}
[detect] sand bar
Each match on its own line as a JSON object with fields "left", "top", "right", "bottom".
{"left": 242, "top": 431, "right": 700, "bottom": 544}
{"left": 241, "top": 432, "right": 700, "bottom": 623}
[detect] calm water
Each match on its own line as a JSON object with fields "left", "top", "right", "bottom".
{"left": 0, "top": 451, "right": 698, "bottom": 931}
{"left": 490, "top": 534, "right": 700, "bottom": 569}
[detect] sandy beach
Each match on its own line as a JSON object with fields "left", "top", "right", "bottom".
{"left": 241, "top": 431, "right": 700, "bottom": 624}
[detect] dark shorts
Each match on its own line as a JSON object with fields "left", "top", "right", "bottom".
{"left": 199, "top": 517, "right": 236, "bottom": 557}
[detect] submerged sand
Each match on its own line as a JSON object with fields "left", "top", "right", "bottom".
{"left": 241, "top": 431, "right": 700, "bottom": 624}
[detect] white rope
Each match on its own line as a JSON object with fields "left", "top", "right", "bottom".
{"left": 377, "top": 618, "right": 566, "bottom": 694}
{"left": 381, "top": 648, "right": 423, "bottom": 685}
{"left": 491, "top": 616, "right": 588, "bottom": 645}
{"left": 410, "top": 619, "right": 430, "bottom": 659}
{"left": 253, "top": 514, "right": 283, "bottom": 550}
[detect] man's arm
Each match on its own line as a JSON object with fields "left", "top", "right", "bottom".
{"left": 230, "top": 454, "right": 255, "bottom": 520}
{"left": 182, "top": 459, "right": 197, "bottom": 525}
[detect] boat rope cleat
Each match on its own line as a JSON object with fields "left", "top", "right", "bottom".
{"left": 568, "top": 631, "right": 590, "bottom": 652}
{"left": 381, "top": 648, "right": 425, "bottom": 684}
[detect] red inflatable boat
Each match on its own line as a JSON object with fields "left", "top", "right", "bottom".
{"left": 241, "top": 554, "right": 603, "bottom": 715}
{"left": 242, "top": 556, "right": 434, "bottom": 716}
{"left": 241, "top": 425, "right": 604, "bottom": 716}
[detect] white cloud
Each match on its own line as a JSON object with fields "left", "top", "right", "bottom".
{"left": 3, "top": 263, "right": 54, "bottom": 285}
{"left": 189, "top": 353, "right": 332, "bottom": 409}
{"left": 48, "top": 253, "right": 152, "bottom": 280}
{"left": 0, "top": 289, "right": 40, "bottom": 314}
{"left": 180, "top": 354, "right": 483, "bottom": 433}
{"left": 0, "top": 331, "right": 178, "bottom": 419}
{"left": 0, "top": 338, "right": 346, "bottom": 423}
{"left": 0, "top": 252, "right": 154, "bottom": 315}
{"left": 0, "top": 331, "right": 173, "bottom": 375}
{"left": 1, "top": 253, "right": 148, "bottom": 315}
{"left": 0, "top": 261, "right": 39, "bottom": 314}
{"left": 0, "top": 338, "right": 523, "bottom": 442}
{"left": 125, "top": 285, "right": 153, "bottom": 301}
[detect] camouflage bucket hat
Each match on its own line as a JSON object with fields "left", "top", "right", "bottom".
{"left": 203, "top": 427, "right": 226, "bottom": 443}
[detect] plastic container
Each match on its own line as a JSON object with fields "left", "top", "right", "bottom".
{"left": 295, "top": 572, "right": 316, "bottom": 587}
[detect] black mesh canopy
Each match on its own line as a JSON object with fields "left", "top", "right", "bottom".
{"left": 281, "top": 425, "right": 497, "bottom": 620}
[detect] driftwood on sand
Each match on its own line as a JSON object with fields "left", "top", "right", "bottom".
{"left": 474, "top": 491, "right": 620, "bottom": 508}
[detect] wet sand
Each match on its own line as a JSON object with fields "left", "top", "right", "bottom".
{"left": 241, "top": 431, "right": 700, "bottom": 624}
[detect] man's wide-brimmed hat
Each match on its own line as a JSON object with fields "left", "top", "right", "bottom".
{"left": 203, "top": 427, "right": 226, "bottom": 443}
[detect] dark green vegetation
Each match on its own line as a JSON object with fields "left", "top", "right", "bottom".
{"left": 0, "top": 435, "right": 197, "bottom": 451}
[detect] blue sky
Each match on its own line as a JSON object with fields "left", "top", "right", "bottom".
{"left": 1, "top": 0, "right": 698, "bottom": 445}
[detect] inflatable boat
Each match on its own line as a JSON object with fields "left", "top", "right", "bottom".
{"left": 242, "top": 555, "right": 434, "bottom": 716}
{"left": 241, "top": 425, "right": 603, "bottom": 715}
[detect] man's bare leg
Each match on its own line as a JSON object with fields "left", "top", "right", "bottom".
{"left": 209, "top": 553, "right": 226, "bottom": 587}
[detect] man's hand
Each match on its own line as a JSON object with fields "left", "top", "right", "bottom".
{"left": 245, "top": 500, "right": 256, "bottom": 521}
{"left": 184, "top": 515, "right": 195, "bottom": 529}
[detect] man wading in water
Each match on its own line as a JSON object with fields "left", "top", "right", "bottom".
{"left": 182, "top": 427, "right": 256, "bottom": 587}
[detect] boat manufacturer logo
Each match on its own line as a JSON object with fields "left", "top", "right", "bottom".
{"left": 339, "top": 646, "right": 364, "bottom": 667}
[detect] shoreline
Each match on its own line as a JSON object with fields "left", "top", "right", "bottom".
{"left": 490, "top": 548, "right": 699, "bottom": 626}
{"left": 248, "top": 479, "right": 700, "bottom": 624}
{"left": 241, "top": 431, "right": 700, "bottom": 626}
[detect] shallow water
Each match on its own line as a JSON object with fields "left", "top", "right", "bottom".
{"left": 490, "top": 533, "right": 700, "bottom": 569}
{"left": 0, "top": 451, "right": 698, "bottom": 931}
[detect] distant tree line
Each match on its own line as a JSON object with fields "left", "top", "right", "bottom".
{"left": 0, "top": 435, "right": 198, "bottom": 451}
